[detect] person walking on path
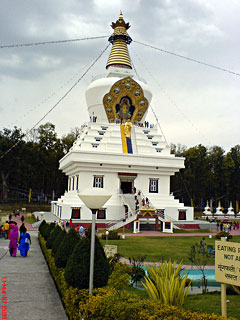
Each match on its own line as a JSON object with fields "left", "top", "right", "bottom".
{"left": 18, "top": 229, "right": 31, "bottom": 257}
{"left": 69, "top": 219, "right": 73, "bottom": 228}
{"left": 9, "top": 225, "right": 19, "bottom": 257}
{"left": 3, "top": 221, "right": 9, "bottom": 239}
{"left": 21, "top": 215, "right": 25, "bottom": 224}
{"left": 79, "top": 225, "right": 84, "bottom": 238}
{"left": 20, "top": 223, "right": 26, "bottom": 234}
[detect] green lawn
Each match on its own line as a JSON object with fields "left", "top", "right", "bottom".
{"left": 123, "top": 287, "right": 240, "bottom": 319}
{"left": 184, "top": 292, "right": 240, "bottom": 320}
{"left": 101, "top": 236, "right": 240, "bottom": 264}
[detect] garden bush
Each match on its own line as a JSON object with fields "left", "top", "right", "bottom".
{"left": 39, "top": 220, "right": 47, "bottom": 235}
{"left": 44, "top": 222, "right": 56, "bottom": 240}
{"left": 102, "top": 230, "right": 120, "bottom": 240}
{"left": 39, "top": 234, "right": 236, "bottom": 320}
{"left": 78, "top": 287, "right": 237, "bottom": 320}
{"left": 215, "top": 231, "right": 232, "bottom": 240}
{"left": 65, "top": 228, "right": 110, "bottom": 289}
{"left": 46, "top": 225, "right": 62, "bottom": 249}
{"left": 108, "top": 262, "right": 131, "bottom": 291}
{"left": 55, "top": 228, "right": 79, "bottom": 268}
{"left": 52, "top": 228, "right": 67, "bottom": 256}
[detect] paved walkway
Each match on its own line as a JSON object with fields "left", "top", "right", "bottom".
{"left": 0, "top": 231, "right": 67, "bottom": 320}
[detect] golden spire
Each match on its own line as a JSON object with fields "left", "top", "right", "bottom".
{"left": 106, "top": 13, "right": 132, "bottom": 69}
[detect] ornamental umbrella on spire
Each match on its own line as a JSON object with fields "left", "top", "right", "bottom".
{"left": 106, "top": 12, "right": 132, "bottom": 69}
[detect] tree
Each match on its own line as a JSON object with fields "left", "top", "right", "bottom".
{"left": 0, "top": 127, "right": 24, "bottom": 201}
{"left": 128, "top": 255, "right": 146, "bottom": 287}
{"left": 52, "top": 228, "right": 67, "bottom": 255}
{"left": 46, "top": 225, "right": 62, "bottom": 249}
{"left": 188, "top": 242, "right": 212, "bottom": 293}
{"left": 55, "top": 228, "right": 79, "bottom": 268}
{"left": 61, "top": 127, "right": 81, "bottom": 154}
{"left": 65, "top": 228, "right": 110, "bottom": 289}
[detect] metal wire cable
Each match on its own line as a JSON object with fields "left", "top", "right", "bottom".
{"left": 134, "top": 40, "right": 240, "bottom": 77}
{"left": 0, "top": 43, "right": 110, "bottom": 160}
{"left": 131, "top": 47, "right": 212, "bottom": 146}
{"left": 0, "top": 36, "right": 108, "bottom": 49}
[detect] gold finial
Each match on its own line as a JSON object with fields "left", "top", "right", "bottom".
{"left": 206, "top": 200, "right": 209, "bottom": 207}
{"left": 218, "top": 201, "right": 221, "bottom": 207}
{"left": 106, "top": 14, "right": 132, "bottom": 69}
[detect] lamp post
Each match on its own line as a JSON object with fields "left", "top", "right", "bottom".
{"left": 106, "top": 230, "right": 109, "bottom": 245}
{"left": 78, "top": 193, "right": 111, "bottom": 295}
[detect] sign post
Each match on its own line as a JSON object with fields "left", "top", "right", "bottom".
{"left": 215, "top": 238, "right": 240, "bottom": 317}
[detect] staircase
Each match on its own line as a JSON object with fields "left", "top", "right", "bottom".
{"left": 107, "top": 193, "right": 137, "bottom": 230}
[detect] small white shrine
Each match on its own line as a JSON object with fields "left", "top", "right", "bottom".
{"left": 51, "top": 14, "right": 194, "bottom": 231}
{"left": 203, "top": 201, "right": 212, "bottom": 216}
{"left": 215, "top": 201, "right": 224, "bottom": 216}
{"left": 227, "top": 202, "right": 235, "bottom": 215}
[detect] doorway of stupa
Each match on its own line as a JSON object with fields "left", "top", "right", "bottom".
{"left": 118, "top": 173, "right": 137, "bottom": 194}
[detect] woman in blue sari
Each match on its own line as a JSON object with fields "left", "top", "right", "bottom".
{"left": 18, "top": 228, "right": 31, "bottom": 257}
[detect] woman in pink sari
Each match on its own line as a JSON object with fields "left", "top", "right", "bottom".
{"left": 9, "top": 225, "right": 19, "bottom": 257}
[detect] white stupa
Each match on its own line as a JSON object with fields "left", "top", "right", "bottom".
{"left": 215, "top": 201, "right": 224, "bottom": 216}
{"left": 227, "top": 202, "right": 235, "bottom": 215}
{"left": 203, "top": 201, "right": 212, "bottom": 216}
{"left": 51, "top": 13, "right": 194, "bottom": 230}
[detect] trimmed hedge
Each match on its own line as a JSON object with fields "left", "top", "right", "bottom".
{"left": 65, "top": 231, "right": 110, "bottom": 290}
{"left": 102, "top": 230, "right": 120, "bottom": 240}
{"left": 46, "top": 225, "right": 62, "bottom": 249}
{"left": 44, "top": 222, "right": 56, "bottom": 240}
{"left": 54, "top": 228, "right": 79, "bottom": 268}
{"left": 52, "top": 229, "right": 67, "bottom": 256}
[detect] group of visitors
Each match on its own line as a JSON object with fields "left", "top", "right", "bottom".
{"left": 0, "top": 218, "right": 31, "bottom": 257}
{"left": 216, "top": 220, "right": 239, "bottom": 232}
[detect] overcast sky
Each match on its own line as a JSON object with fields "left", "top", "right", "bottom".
{"left": 1, "top": 0, "right": 240, "bottom": 152}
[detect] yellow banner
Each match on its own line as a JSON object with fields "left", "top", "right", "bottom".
{"left": 28, "top": 188, "right": 32, "bottom": 203}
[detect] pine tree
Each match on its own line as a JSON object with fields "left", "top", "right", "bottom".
{"left": 52, "top": 229, "right": 67, "bottom": 256}
{"left": 54, "top": 228, "right": 79, "bottom": 268}
{"left": 65, "top": 228, "right": 110, "bottom": 289}
{"left": 46, "top": 225, "right": 62, "bottom": 249}
{"left": 44, "top": 222, "right": 55, "bottom": 240}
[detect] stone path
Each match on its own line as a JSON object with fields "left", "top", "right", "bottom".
{"left": 0, "top": 231, "right": 67, "bottom": 320}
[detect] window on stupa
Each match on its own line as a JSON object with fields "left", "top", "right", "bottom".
{"left": 149, "top": 178, "right": 158, "bottom": 193}
{"left": 93, "top": 176, "right": 104, "bottom": 188}
{"left": 178, "top": 210, "right": 186, "bottom": 220}
{"left": 97, "top": 209, "right": 106, "bottom": 219}
{"left": 71, "top": 207, "right": 81, "bottom": 219}
{"left": 76, "top": 176, "right": 79, "bottom": 191}
{"left": 156, "top": 148, "right": 162, "bottom": 153}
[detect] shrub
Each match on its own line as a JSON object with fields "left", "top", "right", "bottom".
{"left": 108, "top": 262, "right": 131, "bottom": 291}
{"left": 39, "top": 233, "right": 237, "bottom": 320}
{"left": 215, "top": 231, "right": 232, "bottom": 240}
{"left": 129, "top": 255, "right": 146, "bottom": 286}
{"left": 142, "top": 261, "right": 191, "bottom": 307}
{"left": 46, "top": 225, "right": 62, "bottom": 249}
{"left": 39, "top": 220, "right": 47, "bottom": 235}
{"left": 52, "top": 229, "right": 67, "bottom": 256}
{"left": 55, "top": 228, "right": 79, "bottom": 268}
{"left": 65, "top": 228, "right": 110, "bottom": 289}
{"left": 44, "top": 222, "right": 55, "bottom": 240}
{"left": 102, "top": 230, "right": 120, "bottom": 240}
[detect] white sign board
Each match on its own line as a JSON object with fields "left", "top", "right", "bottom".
{"left": 215, "top": 240, "right": 240, "bottom": 286}
{"left": 104, "top": 245, "right": 117, "bottom": 258}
